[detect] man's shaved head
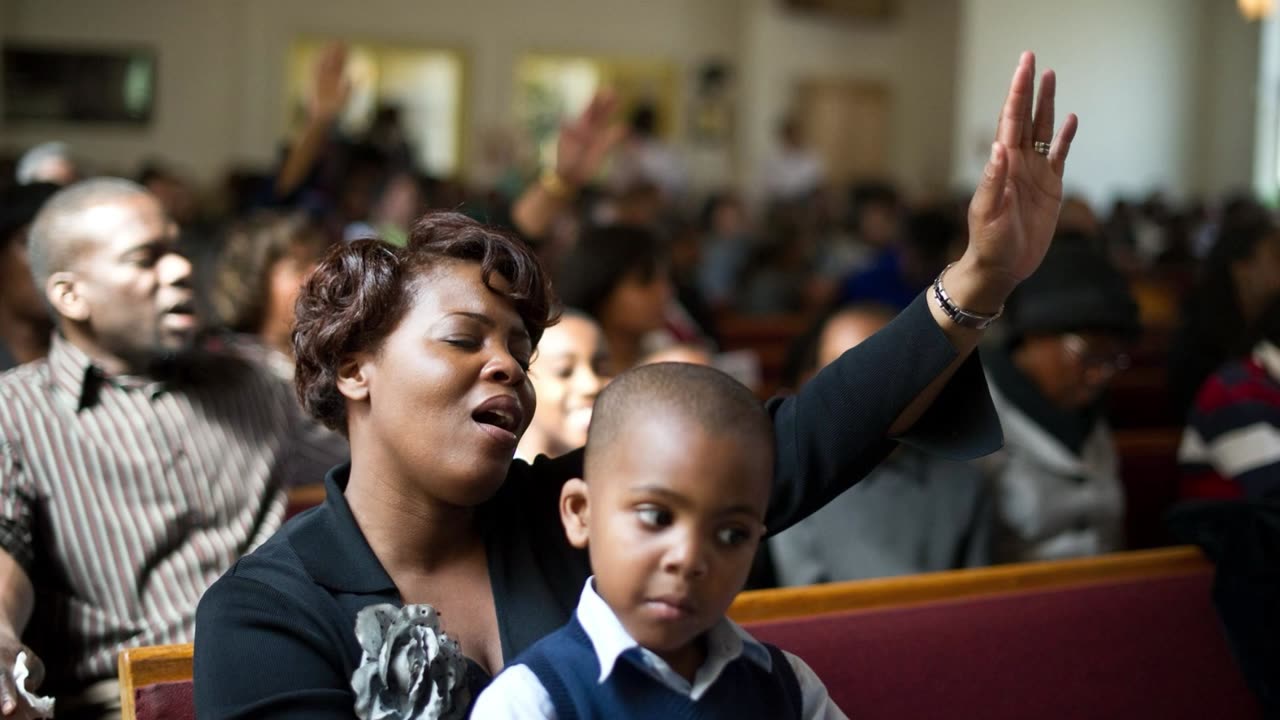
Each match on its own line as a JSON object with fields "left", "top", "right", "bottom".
{"left": 27, "top": 177, "right": 151, "bottom": 292}
{"left": 585, "top": 362, "right": 774, "bottom": 481}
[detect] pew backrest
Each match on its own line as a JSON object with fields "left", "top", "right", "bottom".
{"left": 736, "top": 548, "right": 1260, "bottom": 718}
{"left": 118, "top": 643, "right": 194, "bottom": 720}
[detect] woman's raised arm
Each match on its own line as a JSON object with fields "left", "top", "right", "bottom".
{"left": 765, "top": 51, "right": 1078, "bottom": 533}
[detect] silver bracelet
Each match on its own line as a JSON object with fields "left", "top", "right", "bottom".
{"left": 932, "top": 263, "right": 1003, "bottom": 330}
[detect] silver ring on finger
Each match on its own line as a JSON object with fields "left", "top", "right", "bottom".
{"left": 1033, "top": 140, "right": 1051, "bottom": 156}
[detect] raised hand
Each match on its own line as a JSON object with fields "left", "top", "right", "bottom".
{"left": 964, "top": 51, "right": 1079, "bottom": 298}
{"left": 309, "top": 42, "right": 351, "bottom": 123}
{"left": 554, "top": 90, "right": 626, "bottom": 187}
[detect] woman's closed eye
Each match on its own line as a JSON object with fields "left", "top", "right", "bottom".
{"left": 636, "top": 505, "right": 674, "bottom": 529}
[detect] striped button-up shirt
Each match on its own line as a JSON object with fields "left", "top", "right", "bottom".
{"left": 0, "top": 335, "right": 347, "bottom": 694}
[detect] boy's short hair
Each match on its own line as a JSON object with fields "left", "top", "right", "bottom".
{"left": 584, "top": 362, "right": 773, "bottom": 478}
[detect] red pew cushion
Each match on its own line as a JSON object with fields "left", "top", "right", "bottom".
{"left": 746, "top": 571, "right": 1260, "bottom": 719}
{"left": 134, "top": 679, "right": 195, "bottom": 720}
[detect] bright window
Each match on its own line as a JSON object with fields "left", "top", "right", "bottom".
{"left": 286, "top": 39, "right": 464, "bottom": 177}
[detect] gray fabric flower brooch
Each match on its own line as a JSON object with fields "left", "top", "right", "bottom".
{"left": 351, "top": 603, "right": 470, "bottom": 720}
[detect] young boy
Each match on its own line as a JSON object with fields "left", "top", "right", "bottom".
{"left": 472, "top": 362, "right": 846, "bottom": 718}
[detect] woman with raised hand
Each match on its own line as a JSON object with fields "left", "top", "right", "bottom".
{"left": 194, "top": 52, "right": 1077, "bottom": 719}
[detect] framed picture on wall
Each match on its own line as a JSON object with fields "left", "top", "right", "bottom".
{"left": 2, "top": 43, "right": 156, "bottom": 125}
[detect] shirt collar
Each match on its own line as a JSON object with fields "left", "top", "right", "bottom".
{"left": 290, "top": 462, "right": 400, "bottom": 595}
{"left": 46, "top": 334, "right": 105, "bottom": 411}
{"left": 574, "top": 578, "right": 772, "bottom": 699}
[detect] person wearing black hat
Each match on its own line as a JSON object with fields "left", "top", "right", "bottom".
{"left": 0, "top": 182, "right": 60, "bottom": 371}
{"left": 979, "top": 239, "right": 1141, "bottom": 563}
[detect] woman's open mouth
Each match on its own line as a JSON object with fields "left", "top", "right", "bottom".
{"left": 472, "top": 395, "right": 524, "bottom": 447}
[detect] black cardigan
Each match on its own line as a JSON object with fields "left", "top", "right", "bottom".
{"left": 193, "top": 293, "right": 1001, "bottom": 719}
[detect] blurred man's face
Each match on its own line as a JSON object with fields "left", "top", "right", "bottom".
{"left": 1020, "top": 332, "right": 1130, "bottom": 410}
{"left": 61, "top": 193, "right": 197, "bottom": 368}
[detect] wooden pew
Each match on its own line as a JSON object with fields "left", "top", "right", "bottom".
{"left": 717, "top": 313, "right": 810, "bottom": 397}
{"left": 729, "top": 545, "right": 1205, "bottom": 623}
{"left": 734, "top": 547, "right": 1260, "bottom": 718}
{"left": 285, "top": 483, "right": 327, "bottom": 519}
{"left": 118, "top": 643, "right": 194, "bottom": 720}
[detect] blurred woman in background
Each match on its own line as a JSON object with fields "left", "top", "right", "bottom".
{"left": 211, "top": 211, "right": 332, "bottom": 379}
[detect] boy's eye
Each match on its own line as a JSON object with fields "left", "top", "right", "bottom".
{"left": 636, "top": 506, "right": 673, "bottom": 529}
{"left": 715, "top": 526, "right": 753, "bottom": 547}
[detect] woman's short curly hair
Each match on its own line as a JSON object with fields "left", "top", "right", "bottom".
{"left": 293, "top": 211, "right": 557, "bottom": 432}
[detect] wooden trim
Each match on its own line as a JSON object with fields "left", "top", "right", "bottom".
{"left": 286, "top": 483, "right": 327, "bottom": 509}
{"left": 728, "top": 546, "right": 1208, "bottom": 624}
{"left": 1113, "top": 426, "right": 1183, "bottom": 452}
{"left": 118, "top": 643, "right": 194, "bottom": 720}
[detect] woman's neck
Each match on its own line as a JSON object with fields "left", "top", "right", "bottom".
{"left": 344, "top": 443, "right": 480, "bottom": 578}
{"left": 0, "top": 308, "right": 51, "bottom": 365}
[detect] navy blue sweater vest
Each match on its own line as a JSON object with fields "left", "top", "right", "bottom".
{"left": 514, "top": 616, "right": 803, "bottom": 719}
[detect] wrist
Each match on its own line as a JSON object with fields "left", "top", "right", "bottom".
{"left": 945, "top": 254, "right": 1018, "bottom": 314}
{"left": 539, "top": 170, "right": 576, "bottom": 201}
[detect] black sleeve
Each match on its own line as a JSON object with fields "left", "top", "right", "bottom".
{"left": 194, "top": 573, "right": 356, "bottom": 720}
{"left": 763, "top": 292, "right": 1002, "bottom": 535}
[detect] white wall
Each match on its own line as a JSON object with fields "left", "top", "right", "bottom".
{"left": 952, "top": 0, "right": 1261, "bottom": 208}
{"left": 1195, "top": 0, "right": 1261, "bottom": 198}
{"left": 3, "top": 0, "right": 743, "bottom": 187}
{"left": 3, "top": 0, "right": 244, "bottom": 182}
{"left": 3, "top": 0, "right": 1264, "bottom": 206}
{"left": 953, "top": 0, "right": 1206, "bottom": 208}
{"left": 739, "top": 0, "right": 960, "bottom": 200}
{"left": 4, "top": 0, "right": 956, "bottom": 196}
{"left": 233, "top": 0, "right": 743, "bottom": 183}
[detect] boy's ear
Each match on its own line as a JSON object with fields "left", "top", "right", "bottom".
{"left": 560, "top": 478, "right": 590, "bottom": 549}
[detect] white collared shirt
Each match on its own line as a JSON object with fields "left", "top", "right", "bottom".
{"left": 471, "top": 578, "right": 847, "bottom": 719}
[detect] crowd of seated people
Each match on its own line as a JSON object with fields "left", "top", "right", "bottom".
{"left": 0, "top": 38, "right": 1274, "bottom": 718}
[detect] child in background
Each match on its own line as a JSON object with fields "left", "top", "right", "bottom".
{"left": 516, "top": 309, "right": 611, "bottom": 462}
{"left": 473, "top": 363, "right": 845, "bottom": 718}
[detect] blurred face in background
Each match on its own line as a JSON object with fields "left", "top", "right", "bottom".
{"left": 858, "top": 202, "right": 900, "bottom": 249}
{"left": 598, "top": 265, "right": 673, "bottom": 341}
{"left": 1233, "top": 231, "right": 1280, "bottom": 323}
{"left": 261, "top": 246, "right": 323, "bottom": 355}
{"left": 53, "top": 192, "right": 195, "bottom": 370}
{"left": 1016, "top": 331, "right": 1131, "bottom": 410}
{"left": 816, "top": 309, "right": 893, "bottom": 370}
{"left": 375, "top": 172, "right": 423, "bottom": 232}
{"left": 710, "top": 197, "right": 746, "bottom": 238}
{"left": 522, "top": 314, "right": 611, "bottom": 458}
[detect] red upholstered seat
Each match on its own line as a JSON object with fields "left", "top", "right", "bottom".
{"left": 134, "top": 680, "right": 195, "bottom": 720}
{"left": 745, "top": 571, "right": 1261, "bottom": 719}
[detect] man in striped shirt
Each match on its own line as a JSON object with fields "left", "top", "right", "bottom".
{"left": 0, "top": 179, "right": 347, "bottom": 719}
{"left": 1179, "top": 300, "right": 1280, "bottom": 500}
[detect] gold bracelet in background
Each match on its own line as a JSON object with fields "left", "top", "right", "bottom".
{"left": 539, "top": 170, "right": 574, "bottom": 200}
